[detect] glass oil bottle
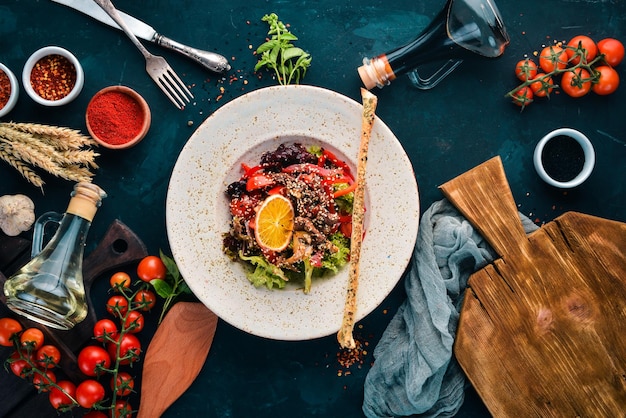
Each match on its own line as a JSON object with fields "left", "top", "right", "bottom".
{"left": 3, "top": 182, "right": 107, "bottom": 330}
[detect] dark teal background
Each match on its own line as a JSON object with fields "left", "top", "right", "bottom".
{"left": 1, "top": 0, "right": 625, "bottom": 416}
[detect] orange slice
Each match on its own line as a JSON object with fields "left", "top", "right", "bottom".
{"left": 254, "top": 194, "right": 294, "bottom": 251}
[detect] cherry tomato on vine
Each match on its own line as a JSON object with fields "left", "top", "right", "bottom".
{"left": 529, "top": 73, "right": 554, "bottom": 98}
{"left": 515, "top": 59, "right": 538, "bottom": 81}
{"left": 566, "top": 35, "right": 597, "bottom": 65}
{"left": 512, "top": 86, "right": 533, "bottom": 107}
{"left": 592, "top": 66, "right": 620, "bottom": 95}
{"left": 36, "top": 344, "right": 61, "bottom": 368}
{"left": 106, "top": 295, "right": 129, "bottom": 317}
{"left": 539, "top": 45, "right": 568, "bottom": 73}
{"left": 108, "top": 333, "right": 141, "bottom": 365}
{"left": 561, "top": 68, "right": 592, "bottom": 97}
{"left": 8, "top": 351, "right": 31, "bottom": 377}
{"left": 124, "top": 310, "right": 145, "bottom": 334}
{"left": 76, "top": 379, "right": 106, "bottom": 409}
{"left": 111, "top": 371, "right": 135, "bottom": 396}
{"left": 48, "top": 380, "right": 76, "bottom": 410}
{"left": 111, "top": 400, "right": 133, "bottom": 418}
{"left": 77, "top": 345, "right": 111, "bottom": 377}
{"left": 597, "top": 38, "right": 625, "bottom": 67}
{"left": 137, "top": 255, "right": 167, "bottom": 282}
{"left": 110, "top": 272, "right": 132, "bottom": 289}
{"left": 33, "top": 369, "right": 57, "bottom": 391}
{"left": 133, "top": 289, "right": 157, "bottom": 311}
{"left": 0, "top": 317, "right": 23, "bottom": 346}
{"left": 20, "top": 327, "right": 45, "bottom": 350}
{"left": 93, "top": 318, "right": 119, "bottom": 343}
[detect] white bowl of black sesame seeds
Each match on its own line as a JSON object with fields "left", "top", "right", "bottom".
{"left": 533, "top": 128, "right": 595, "bottom": 189}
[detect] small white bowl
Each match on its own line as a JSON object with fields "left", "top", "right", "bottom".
{"left": 533, "top": 128, "right": 595, "bottom": 188}
{"left": 22, "top": 46, "right": 84, "bottom": 106}
{"left": 0, "top": 63, "right": 19, "bottom": 117}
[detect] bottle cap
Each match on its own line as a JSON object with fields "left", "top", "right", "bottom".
{"left": 358, "top": 56, "right": 395, "bottom": 89}
{"left": 67, "top": 182, "right": 107, "bottom": 221}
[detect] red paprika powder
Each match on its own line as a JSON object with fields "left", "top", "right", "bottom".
{"left": 87, "top": 90, "right": 145, "bottom": 145}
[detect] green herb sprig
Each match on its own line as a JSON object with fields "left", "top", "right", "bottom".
{"left": 150, "top": 251, "right": 192, "bottom": 324}
{"left": 255, "top": 13, "right": 312, "bottom": 85}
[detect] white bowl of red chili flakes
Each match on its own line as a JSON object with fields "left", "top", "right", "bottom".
{"left": 22, "top": 46, "right": 84, "bottom": 106}
{"left": 0, "top": 63, "right": 19, "bottom": 117}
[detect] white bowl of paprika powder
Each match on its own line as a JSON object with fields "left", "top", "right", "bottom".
{"left": 22, "top": 46, "right": 84, "bottom": 106}
{"left": 85, "top": 85, "right": 151, "bottom": 150}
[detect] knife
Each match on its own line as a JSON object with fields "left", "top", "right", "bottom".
{"left": 51, "top": 0, "right": 230, "bottom": 73}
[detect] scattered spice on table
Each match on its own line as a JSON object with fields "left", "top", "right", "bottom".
{"left": 86, "top": 91, "right": 144, "bottom": 146}
{"left": 30, "top": 54, "right": 76, "bottom": 101}
{"left": 541, "top": 135, "right": 585, "bottom": 182}
{"left": 0, "top": 69, "right": 11, "bottom": 109}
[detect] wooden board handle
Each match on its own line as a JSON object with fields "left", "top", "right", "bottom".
{"left": 440, "top": 156, "right": 528, "bottom": 257}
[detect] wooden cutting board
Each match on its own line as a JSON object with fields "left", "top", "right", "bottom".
{"left": 441, "top": 157, "right": 626, "bottom": 417}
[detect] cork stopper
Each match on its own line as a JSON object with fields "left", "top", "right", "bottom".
{"left": 66, "top": 182, "right": 107, "bottom": 222}
{"left": 357, "top": 56, "right": 396, "bottom": 90}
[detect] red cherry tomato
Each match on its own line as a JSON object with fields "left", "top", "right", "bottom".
{"left": 20, "top": 327, "right": 44, "bottom": 350}
{"left": 512, "top": 86, "right": 533, "bottom": 107}
{"left": 133, "top": 289, "right": 157, "bottom": 311}
{"left": 597, "top": 38, "right": 625, "bottom": 67}
{"left": 75, "top": 379, "right": 105, "bottom": 409}
{"left": 123, "top": 310, "right": 145, "bottom": 334}
{"left": 0, "top": 318, "right": 23, "bottom": 347}
{"left": 108, "top": 333, "right": 141, "bottom": 365}
{"left": 137, "top": 255, "right": 167, "bottom": 282}
{"left": 33, "top": 369, "right": 56, "bottom": 392}
{"left": 48, "top": 380, "right": 76, "bottom": 410}
{"left": 566, "top": 35, "right": 597, "bottom": 65}
{"left": 111, "top": 400, "right": 133, "bottom": 418}
{"left": 529, "top": 73, "right": 554, "bottom": 98}
{"left": 561, "top": 68, "right": 592, "bottom": 98}
{"left": 36, "top": 344, "right": 61, "bottom": 368}
{"left": 106, "top": 295, "right": 129, "bottom": 317}
{"left": 514, "top": 58, "right": 538, "bottom": 81}
{"left": 110, "top": 272, "right": 132, "bottom": 290}
{"left": 77, "top": 345, "right": 111, "bottom": 377}
{"left": 111, "top": 371, "right": 135, "bottom": 397}
{"left": 8, "top": 351, "right": 31, "bottom": 377}
{"left": 592, "top": 65, "right": 620, "bottom": 95}
{"left": 93, "top": 318, "right": 119, "bottom": 343}
{"left": 539, "top": 45, "right": 568, "bottom": 73}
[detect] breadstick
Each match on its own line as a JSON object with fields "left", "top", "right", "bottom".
{"left": 337, "top": 88, "right": 377, "bottom": 349}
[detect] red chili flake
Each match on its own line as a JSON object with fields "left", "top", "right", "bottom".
{"left": 86, "top": 91, "right": 144, "bottom": 145}
{"left": 30, "top": 54, "right": 76, "bottom": 101}
{"left": 337, "top": 338, "right": 366, "bottom": 370}
{"left": 0, "top": 69, "right": 11, "bottom": 109}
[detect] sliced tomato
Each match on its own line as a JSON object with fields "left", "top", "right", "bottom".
{"left": 246, "top": 174, "right": 275, "bottom": 191}
{"left": 323, "top": 149, "right": 353, "bottom": 176}
{"left": 229, "top": 194, "right": 260, "bottom": 218}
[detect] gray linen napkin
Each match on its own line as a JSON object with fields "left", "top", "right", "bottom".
{"left": 363, "top": 199, "right": 538, "bottom": 417}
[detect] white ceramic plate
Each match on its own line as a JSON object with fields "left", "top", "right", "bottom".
{"left": 166, "top": 85, "right": 419, "bottom": 341}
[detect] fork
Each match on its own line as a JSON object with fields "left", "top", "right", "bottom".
{"left": 93, "top": 0, "right": 193, "bottom": 109}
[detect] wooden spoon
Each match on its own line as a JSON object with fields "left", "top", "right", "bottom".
{"left": 138, "top": 301, "right": 218, "bottom": 418}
